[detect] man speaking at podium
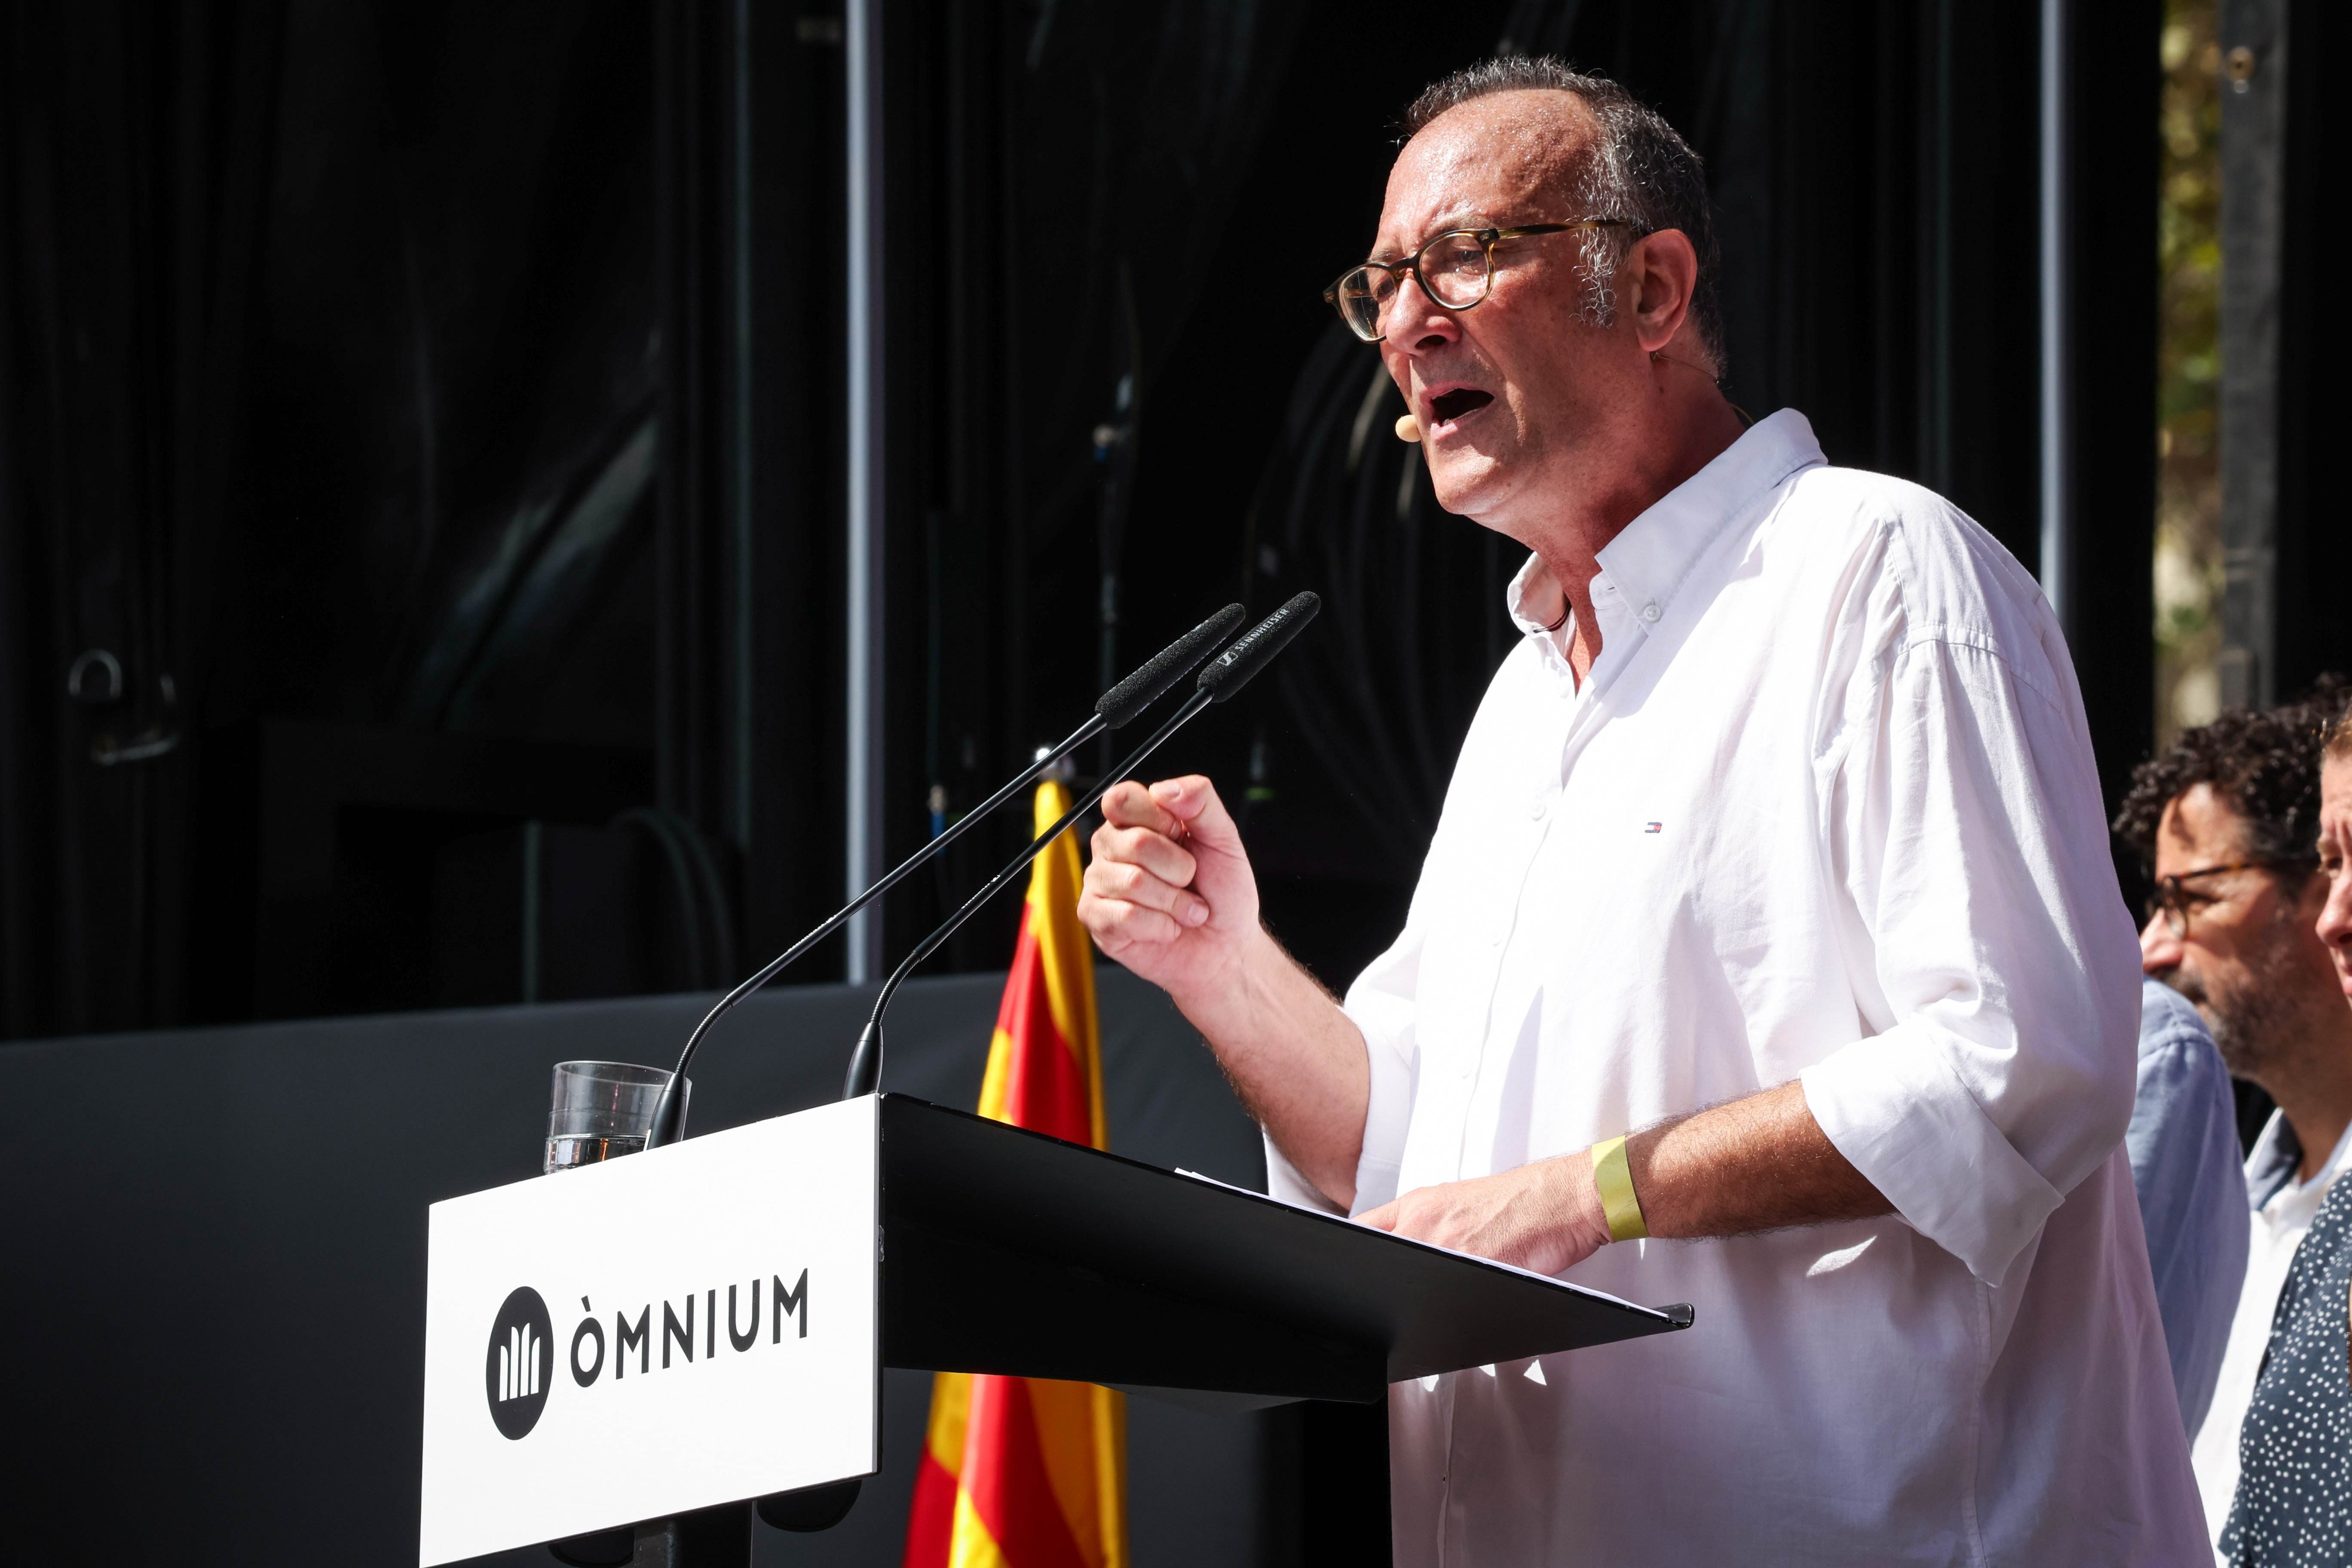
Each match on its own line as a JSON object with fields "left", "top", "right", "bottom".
{"left": 1078, "top": 58, "right": 2204, "bottom": 1565}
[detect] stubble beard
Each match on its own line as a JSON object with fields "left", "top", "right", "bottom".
{"left": 2181, "top": 908, "right": 2332, "bottom": 1084}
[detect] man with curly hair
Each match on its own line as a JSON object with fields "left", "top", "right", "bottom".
{"left": 2116, "top": 686, "right": 2352, "bottom": 1546}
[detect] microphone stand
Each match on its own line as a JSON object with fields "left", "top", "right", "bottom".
{"left": 642, "top": 603, "right": 1246, "bottom": 1149}
{"left": 840, "top": 689, "right": 1210, "bottom": 1099}
{"left": 840, "top": 590, "right": 1318, "bottom": 1101}
{"left": 641, "top": 713, "right": 1099, "bottom": 1149}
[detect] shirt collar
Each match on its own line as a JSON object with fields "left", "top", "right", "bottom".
{"left": 1505, "top": 408, "right": 1825, "bottom": 637}
{"left": 2246, "top": 1109, "right": 2352, "bottom": 1210}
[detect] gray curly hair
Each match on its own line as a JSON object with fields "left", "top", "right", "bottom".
{"left": 1405, "top": 57, "right": 1726, "bottom": 379}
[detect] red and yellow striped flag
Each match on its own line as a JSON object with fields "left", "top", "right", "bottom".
{"left": 901, "top": 779, "right": 1128, "bottom": 1568}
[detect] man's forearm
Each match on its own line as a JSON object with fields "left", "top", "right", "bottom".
{"left": 1624, "top": 1080, "right": 1889, "bottom": 1238}
{"left": 1169, "top": 928, "right": 1369, "bottom": 1209}
{"left": 1356, "top": 1077, "right": 1892, "bottom": 1274}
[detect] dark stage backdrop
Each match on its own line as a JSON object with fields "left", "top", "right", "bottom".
{"left": 0, "top": 966, "right": 1321, "bottom": 1568}
{"left": 1, "top": 0, "right": 2167, "bottom": 1047}
{"left": 0, "top": 4, "right": 2192, "bottom": 1562}
{"left": 0, "top": 9, "right": 2168, "bottom": 1553}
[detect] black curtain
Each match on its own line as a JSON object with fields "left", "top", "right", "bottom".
{"left": 0, "top": 0, "right": 2168, "bottom": 1044}
{"left": 879, "top": 0, "right": 1323, "bottom": 971}
{"left": 0, "top": 2, "right": 692, "bottom": 1038}
{"left": 0, "top": 1, "right": 284, "bottom": 1038}
{"left": 246, "top": 1, "right": 665, "bottom": 748}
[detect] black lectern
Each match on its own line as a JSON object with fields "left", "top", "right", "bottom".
{"left": 418, "top": 1094, "right": 1690, "bottom": 1565}
{"left": 876, "top": 1095, "right": 1689, "bottom": 1400}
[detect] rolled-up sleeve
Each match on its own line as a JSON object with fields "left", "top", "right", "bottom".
{"left": 1800, "top": 631, "right": 2140, "bottom": 1287}
{"left": 1336, "top": 921, "right": 1423, "bottom": 1216}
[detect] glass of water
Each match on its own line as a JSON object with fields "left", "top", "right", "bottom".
{"left": 545, "top": 1060, "right": 686, "bottom": 1173}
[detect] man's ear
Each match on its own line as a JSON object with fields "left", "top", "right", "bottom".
{"left": 1628, "top": 229, "right": 1698, "bottom": 354}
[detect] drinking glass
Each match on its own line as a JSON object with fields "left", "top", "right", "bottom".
{"left": 544, "top": 1060, "right": 685, "bottom": 1173}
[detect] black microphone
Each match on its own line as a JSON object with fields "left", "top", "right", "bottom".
{"left": 642, "top": 602, "right": 1246, "bottom": 1149}
{"left": 840, "top": 591, "right": 1320, "bottom": 1100}
{"left": 1196, "top": 589, "right": 1321, "bottom": 704}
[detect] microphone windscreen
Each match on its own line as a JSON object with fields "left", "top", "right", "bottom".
{"left": 1197, "top": 592, "right": 1321, "bottom": 704}
{"left": 1096, "top": 603, "right": 1247, "bottom": 728}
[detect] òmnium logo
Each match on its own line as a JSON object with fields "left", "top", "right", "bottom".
{"left": 476, "top": 1268, "right": 814, "bottom": 1442}
{"left": 485, "top": 1286, "right": 554, "bottom": 1439}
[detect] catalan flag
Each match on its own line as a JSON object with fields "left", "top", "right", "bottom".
{"left": 902, "top": 778, "right": 1128, "bottom": 1568}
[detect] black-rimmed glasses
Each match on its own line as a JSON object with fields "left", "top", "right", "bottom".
{"left": 1323, "top": 220, "right": 1632, "bottom": 343}
{"left": 2146, "top": 858, "right": 2310, "bottom": 937}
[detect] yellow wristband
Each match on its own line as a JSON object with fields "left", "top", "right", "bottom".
{"left": 1591, "top": 1135, "right": 1648, "bottom": 1243}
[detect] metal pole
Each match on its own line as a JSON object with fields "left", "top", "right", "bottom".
{"left": 2037, "top": 0, "right": 2073, "bottom": 637}
{"left": 730, "top": 0, "right": 755, "bottom": 850}
{"left": 845, "top": 0, "right": 885, "bottom": 982}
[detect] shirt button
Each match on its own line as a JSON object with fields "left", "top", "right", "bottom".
{"left": 1527, "top": 794, "right": 1547, "bottom": 819}
{"left": 1639, "top": 601, "right": 1661, "bottom": 623}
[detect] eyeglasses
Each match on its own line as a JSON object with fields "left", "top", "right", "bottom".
{"left": 1323, "top": 220, "right": 1633, "bottom": 343}
{"left": 2145, "top": 859, "right": 2308, "bottom": 937}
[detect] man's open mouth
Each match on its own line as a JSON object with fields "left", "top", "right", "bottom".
{"left": 1430, "top": 387, "right": 1494, "bottom": 425}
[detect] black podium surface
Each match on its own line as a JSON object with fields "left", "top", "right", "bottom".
{"left": 878, "top": 1094, "right": 1690, "bottom": 1404}
{"left": 1, "top": 972, "right": 1305, "bottom": 1568}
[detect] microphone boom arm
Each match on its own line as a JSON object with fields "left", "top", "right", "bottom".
{"left": 840, "top": 688, "right": 1213, "bottom": 1099}
{"left": 643, "top": 710, "right": 1104, "bottom": 1148}
{"left": 635, "top": 598, "right": 1272, "bottom": 1149}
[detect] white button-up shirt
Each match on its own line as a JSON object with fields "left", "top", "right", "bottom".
{"left": 1329, "top": 411, "right": 2205, "bottom": 1563}
{"left": 2192, "top": 1111, "right": 2352, "bottom": 1552}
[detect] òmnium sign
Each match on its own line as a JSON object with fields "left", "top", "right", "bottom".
{"left": 479, "top": 1267, "right": 812, "bottom": 1443}
{"left": 419, "top": 1099, "right": 878, "bottom": 1566}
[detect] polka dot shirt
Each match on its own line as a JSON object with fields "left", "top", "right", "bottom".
{"left": 2224, "top": 1167, "right": 2352, "bottom": 1565}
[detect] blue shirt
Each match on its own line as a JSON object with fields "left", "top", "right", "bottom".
{"left": 2130, "top": 977, "right": 2252, "bottom": 1433}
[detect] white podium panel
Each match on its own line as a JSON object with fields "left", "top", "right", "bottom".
{"left": 419, "top": 1097, "right": 879, "bottom": 1566}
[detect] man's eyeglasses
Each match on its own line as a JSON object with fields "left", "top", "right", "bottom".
{"left": 2145, "top": 859, "right": 2309, "bottom": 937}
{"left": 1323, "top": 219, "right": 1632, "bottom": 343}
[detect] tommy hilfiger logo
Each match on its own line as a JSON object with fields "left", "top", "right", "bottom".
{"left": 485, "top": 1286, "right": 554, "bottom": 1439}
{"left": 1644, "top": 821, "right": 1663, "bottom": 834}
